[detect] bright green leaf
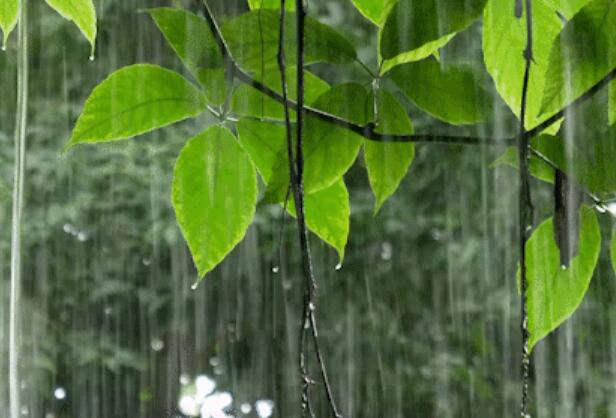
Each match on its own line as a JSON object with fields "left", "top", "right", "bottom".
{"left": 247, "top": 0, "right": 295, "bottom": 10}
{"left": 540, "top": 0, "right": 616, "bottom": 118}
{"left": 611, "top": 225, "right": 616, "bottom": 277}
{"left": 148, "top": 8, "right": 226, "bottom": 105}
{"left": 351, "top": 0, "right": 397, "bottom": 26}
{"left": 237, "top": 119, "right": 287, "bottom": 183}
{"left": 232, "top": 67, "right": 329, "bottom": 120}
{"left": 388, "top": 59, "right": 490, "bottom": 125}
{"left": 67, "top": 64, "right": 207, "bottom": 147}
{"left": 222, "top": 10, "right": 356, "bottom": 71}
{"left": 364, "top": 90, "right": 415, "bottom": 213}
{"left": 542, "top": 0, "right": 593, "bottom": 17}
{"left": 0, "top": 0, "right": 18, "bottom": 48}
{"left": 45, "top": 0, "right": 97, "bottom": 55}
{"left": 609, "top": 81, "right": 616, "bottom": 126}
{"left": 525, "top": 206, "right": 601, "bottom": 350}
{"left": 172, "top": 126, "right": 258, "bottom": 278}
{"left": 380, "top": 0, "right": 486, "bottom": 70}
{"left": 286, "top": 179, "right": 350, "bottom": 263}
{"left": 483, "top": 0, "right": 563, "bottom": 131}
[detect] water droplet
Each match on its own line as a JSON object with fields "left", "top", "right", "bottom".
{"left": 525, "top": 225, "right": 533, "bottom": 232}
{"left": 272, "top": 266, "right": 280, "bottom": 274}
{"left": 142, "top": 257, "right": 151, "bottom": 266}
{"left": 179, "top": 374, "right": 190, "bottom": 385}
{"left": 213, "top": 366, "right": 223, "bottom": 376}
{"left": 191, "top": 282, "right": 200, "bottom": 290}
{"left": 595, "top": 204, "right": 607, "bottom": 213}
{"left": 54, "top": 387, "right": 67, "bottom": 400}
{"left": 380, "top": 241, "right": 392, "bottom": 260}
{"left": 77, "top": 231, "right": 88, "bottom": 242}
{"left": 150, "top": 338, "right": 164, "bottom": 352}
{"left": 308, "top": 302, "right": 315, "bottom": 311}
{"left": 104, "top": 306, "right": 112, "bottom": 315}
{"left": 89, "top": 54, "right": 95, "bottom": 61}
{"left": 62, "top": 223, "right": 74, "bottom": 234}
{"left": 561, "top": 264, "right": 568, "bottom": 270}
{"left": 1, "top": 45, "right": 6, "bottom": 52}
{"left": 335, "top": 263, "right": 342, "bottom": 271}
{"left": 255, "top": 399, "right": 275, "bottom": 418}
{"left": 240, "top": 403, "right": 252, "bottom": 414}
{"left": 209, "top": 356, "right": 220, "bottom": 367}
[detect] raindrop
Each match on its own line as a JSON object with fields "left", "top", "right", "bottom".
{"left": 240, "top": 403, "right": 252, "bottom": 414}
{"left": 308, "top": 302, "right": 315, "bottom": 311}
{"left": 195, "top": 375, "right": 216, "bottom": 398}
{"left": 255, "top": 399, "right": 275, "bottom": 418}
{"left": 191, "top": 281, "right": 200, "bottom": 290}
{"left": 209, "top": 356, "right": 220, "bottom": 367}
{"left": 142, "top": 257, "right": 151, "bottom": 266}
{"left": 150, "top": 338, "right": 164, "bottom": 352}
{"left": 104, "top": 306, "right": 112, "bottom": 315}
{"left": 53, "top": 387, "right": 67, "bottom": 400}
{"left": 561, "top": 264, "right": 568, "bottom": 270}
{"left": 179, "top": 374, "right": 190, "bottom": 385}
{"left": 272, "top": 266, "right": 280, "bottom": 274}
{"left": 214, "top": 366, "right": 223, "bottom": 376}
{"left": 20, "top": 406, "right": 28, "bottom": 416}
{"left": 335, "top": 263, "right": 342, "bottom": 271}
{"left": 62, "top": 223, "right": 74, "bottom": 234}
{"left": 2, "top": 44, "right": 6, "bottom": 52}
{"left": 178, "top": 395, "right": 199, "bottom": 417}
{"left": 595, "top": 204, "right": 607, "bottom": 213}
{"left": 606, "top": 202, "right": 616, "bottom": 217}
{"left": 380, "top": 241, "right": 392, "bottom": 260}
{"left": 89, "top": 54, "right": 95, "bottom": 62}
{"left": 77, "top": 231, "right": 88, "bottom": 242}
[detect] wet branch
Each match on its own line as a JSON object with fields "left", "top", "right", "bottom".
{"left": 517, "top": 0, "right": 533, "bottom": 416}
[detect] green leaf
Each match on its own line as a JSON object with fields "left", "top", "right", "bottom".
{"left": 542, "top": 0, "right": 593, "bottom": 17}
{"left": 491, "top": 144, "right": 556, "bottom": 184}
{"left": 148, "top": 8, "right": 223, "bottom": 77}
{"left": 0, "top": 0, "right": 18, "bottom": 48}
{"left": 611, "top": 225, "right": 616, "bottom": 277}
{"left": 351, "top": 0, "right": 397, "bottom": 26}
{"left": 248, "top": 0, "right": 295, "bottom": 10}
{"left": 172, "top": 126, "right": 258, "bottom": 278}
{"left": 380, "top": 0, "right": 487, "bottom": 70}
{"left": 286, "top": 179, "right": 350, "bottom": 263}
{"left": 364, "top": 90, "right": 415, "bottom": 213}
{"left": 67, "top": 64, "right": 207, "bottom": 147}
{"left": 610, "top": 81, "right": 616, "bottom": 126}
{"left": 540, "top": 0, "right": 616, "bottom": 118}
{"left": 237, "top": 119, "right": 287, "bottom": 183}
{"left": 45, "top": 0, "right": 97, "bottom": 56}
{"left": 232, "top": 67, "right": 329, "bottom": 120}
{"left": 388, "top": 59, "right": 490, "bottom": 125}
{"left": 525, "top": 206, "right": 601, "bottom": 350}
{"left": 222, "top": 10, "right": 356, "bottom": 71}
{"left": 483, "top": 0, "right": 564, "bottom": 131}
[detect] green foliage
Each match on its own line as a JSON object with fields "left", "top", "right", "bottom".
{"left": 483, "top": 0, "right": 563, "bottom": 130}
{"left": 364, "top": 90, "right": 415, "bottom": 213}
{"left": 540, "top": 0, "right": 616, "bottom": 118}
{"left": 45, "top": 0, "right": 97, "bottom": 55}
{"left": 525, "top": 206, "right": 601, "bottom": 350}
{"left": 610, "top": 82, "right": 616, "bottom": 126}
{"left": 172, "top": 126, "right": 257, "bottom": 278}
{"left": 248, "top": 0, "right": 295, "bottom": 10}
{"left": 379, "top": 0, "right": 486, "bottom": 71}
{"left": 491, "top": 135, "right": 562, "bottom": 184}
{"left": 0, "top": 0, "right": 18, "bottom": 48}
{"left": 612, "top": 225, "right": 616, "bottom": 278}
{"left": 351, "top": 0, "right": 397, "bottom": 26}
{"left": 388, "top": 58, "right": 490, "bottom": 125}
{"left": 543, "top": 0, "right": 593, "bottom": 17}
{"left": 221, "top": 10, "right": 356, "bottom": 71}
{"left": 67, "top": 64, "right": 207, "bottom": 147}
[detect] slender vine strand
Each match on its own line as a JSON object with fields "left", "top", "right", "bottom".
{"left": 10, "top": 1, "right": 29, "bottom": 418}
{"left": 518, "top": 0, "right": 534, "bottom": 416}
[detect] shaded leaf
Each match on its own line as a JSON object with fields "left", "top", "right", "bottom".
{"left": 0, "top": 0, "right": 18, "bottom": 48}
{"left": 67, "top": 64, "right": 207, "bottom": 147}
{"left": 351, "top": 0, "right": 397, "bottom": 26}
{"left": 491, "top": 135, "right": 563, "bottom": 183}
{"left": 172, "top": 126, "right": 258, "bottom": 278}
{"left": 525, "top": 206, "right": 600, "bottom": 350}
{"left": 364, "top": 90, "right": 415, "bottom": 213}
{"left": 222, "top": 10, "right": 356, "bottom": 71}
{"left": 248, "top": 0, "right": 295, "bottom": 10}
{"left": 45, "top": 0, "right": 97, "bottom": 55}
{"left": 540, "top": 0, "right": 616, "bottom": 118}
{"left": 610, "top": 81, "right": 616, "bottom": 126}
{"left": 286, "top": 179, "right": 350, "bottom": 263}
{"left": 542, "top": 0, "right": 593, "bottom": 17}
{"left": 388, "top": 59, "right": 490, "bottom": 125}
{"left": 380, "top": 0, "right": 486, "bottom": 70}
{"left": 611, "top": 225, "right": 616, "bottom": 277}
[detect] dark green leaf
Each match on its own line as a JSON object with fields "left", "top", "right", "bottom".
{"left": 222, "top": 10, "right": 356, "bottom": 71}
{"left": 540, "top": 0, "right": 616, "bottom": 118}
{"left": 388, "top": 59, "right": 490, "bottom": 125}
{"left": 67, "top": 64, "right": 207, "bottom": 147}
{"left": 364, "top": 90, "right": 415, "bottom": 213}
{"left": 380, "top": 0, "right": 487, "bottom": 70}
{"left": 525, "top": 206, "right": 600, "bottom": 350}
{"left": 172, "top": 126, "right": 258, "bottom": 278}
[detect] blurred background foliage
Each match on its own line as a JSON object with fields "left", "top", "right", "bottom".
{"left": 2, "top": 0, "right": 616, "bottom": 417}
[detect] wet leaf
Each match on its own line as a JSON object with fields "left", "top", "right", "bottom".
{"left": 286, "top": 179, "right": 350, "bottom": 263}
{"left": 379, "top": 0, "right": 486, "bottom": 70}
{"left": 0, "top": 0, "right": 18, "bottom": 48}
{"left": 610, "top": 82, "right": 616, "bottom": 126}
{"left": 540, "top": 0, "right": 616, "bottom": 119}
{"left": 351, "top": 0, "right": 397, "bottom": 26}
{"left": 172, "top": 126, "right": 258, "bottom": 278}
{"left": 542, "top": 0, "right": 593, "bottom": 18}
{"left": 611, "top": 225, "right": 616, "bottom": 278}
{"left": 248, "top": 0, "right": 295, "bottom": 10}
{"left": 45, "top": 0, "right": 97, "bottom": 55}
{"left": 222, "top": 10, "right": 356, "bottom": 71}
{"left": 483, "top": 0, "right": 563, "bottom": 131}
{"left": 388, "top": 59, "right": 490, "bottom": 125}
{"left": 364, "top": 90, "right": 415, "bottom": 213}
{"left": 232, "top": 66, "right": 329, "bottom": 120}
{"left": 67, "top": 64, "right": 207, "bottom": 147}
{"left": 525, "top": 206, "right": 601, "bottom": 351}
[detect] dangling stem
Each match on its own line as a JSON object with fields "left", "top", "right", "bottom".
{"left": 518, "top": 0, "right": 534, "bottom": 416}
{"left": 9, "top": 1, "right": 28, "bottom": 418}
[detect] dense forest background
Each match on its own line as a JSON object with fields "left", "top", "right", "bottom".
{"left": 2, "top": 0, "right": 616, "bottom": 417}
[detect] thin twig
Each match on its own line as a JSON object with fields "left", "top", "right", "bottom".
{"left": 517, "top": 0, "right": 533, "bottom": 416}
